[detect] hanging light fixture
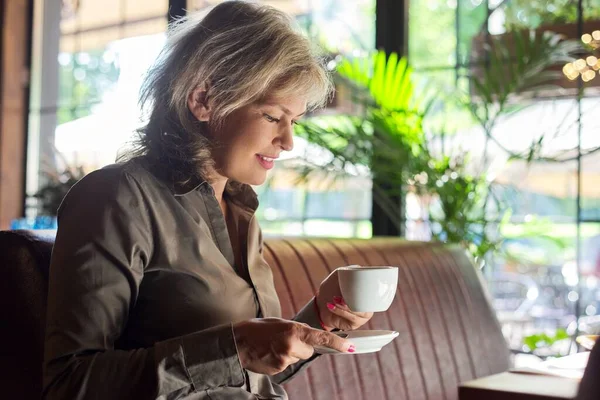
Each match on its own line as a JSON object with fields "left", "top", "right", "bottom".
{"left": 563, "top": 31, "right": 600, "bottom": 83}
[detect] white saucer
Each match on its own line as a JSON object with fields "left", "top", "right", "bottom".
{"left": 314, "top": 330, "right": 399, "bottom": 355}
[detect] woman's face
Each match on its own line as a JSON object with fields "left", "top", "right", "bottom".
{"left": 211, "top": 95, "right": 307, "bottom": 186}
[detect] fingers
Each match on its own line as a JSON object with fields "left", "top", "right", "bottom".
{"left": 327, "top": 298, "right": 373, "bottom": 329}
{"left": 300, "top": 326, "right": 355, "bottom": 353}
{"left": 332, "top": 296, "right": 372, "bottom": 318}
{"left": 288, "top": 339, "right": 316, "bottom": 361}
{"left": 327, "top": 302, "right": 373, "bottom": 323}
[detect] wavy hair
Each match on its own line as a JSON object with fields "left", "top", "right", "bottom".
{"left": 121, "top": 0, "right": 333, "bottom": 186}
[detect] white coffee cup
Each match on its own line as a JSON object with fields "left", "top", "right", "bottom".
{"left": 337, "top": 265, "right": 398, "bottom": 312}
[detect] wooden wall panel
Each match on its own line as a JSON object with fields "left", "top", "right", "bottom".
{"left": 0, "top": 0, "right": 30, "bottom": 229}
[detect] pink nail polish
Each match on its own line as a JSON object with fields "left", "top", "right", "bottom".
{"left": 327, "top": 302, "right": 335, "bottom": 311}
{"left": 333, "top": 296, "right": 344, "bottom": 305}
{"left": 348, "top": 345, "right": 356, "bottom": 353}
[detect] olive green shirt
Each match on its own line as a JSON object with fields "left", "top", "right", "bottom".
{"left": 43, "top": 158, "right": 322, "bottom": 400}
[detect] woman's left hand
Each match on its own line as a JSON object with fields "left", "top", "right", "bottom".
{"left": 315, "top": 269, "right": 373, "bottom": 331}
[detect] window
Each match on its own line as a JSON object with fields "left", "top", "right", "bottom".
{"left": 408, "top": 0, "right": 600, "bottom": 356}
{"left": 26, "top": 0, "right": 169, "bottom": 219}
{"left": 188, "top": 0, "right": 376, "bottom": 237}
{"left": 25, "top": 0, "right": 375, "bottom": 238}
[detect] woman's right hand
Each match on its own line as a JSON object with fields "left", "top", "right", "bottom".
{"left": 233, "top": 318, "right": 355, "bottom": 375}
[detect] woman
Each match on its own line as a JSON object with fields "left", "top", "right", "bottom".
{"left": 42, "top": 1, "right": 373, "bottom": 399}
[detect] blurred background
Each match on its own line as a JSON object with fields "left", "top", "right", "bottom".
{"left": 1, "top": 0, "right": 599, "bottom": 360}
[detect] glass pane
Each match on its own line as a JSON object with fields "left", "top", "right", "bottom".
{"left": 261, "top": 221, "right": 304, "bottom": 236}
{"left": 492, "top": 221, "right": 578, "bottom": 356}
{"left": 60, "top": 0, "right": 121, "bottom": 35}
{"left": 458, "top": 0, "right": 488, "bottom": 66}
{"left": 261, "top": 219, "right": 372, "bottom": 238}
{"left": 30, "top": 0, "right": 375, "bottom": 239}
{"left": 55, "top": 34, "right": 166, "bottom": 173}
{"left": 413, "top": 69, "right": 478, "bottom": 136}
{"left": 499, "top": 0, "right": 580, "bottom": 32}
{"left": 486, "top": 94, "right": 599, "bottom": 355}
{"left": 60, "top": 20, "right": 167, "bottom": 53}
{"left": 409, "top": 0, "right": 457, "bottom": 68}
{"left": 581, "top": 98, "right": 600, "bottom": 221}
{"left": 301, "top": 0, "right": 375, "bottom": 53}
{"left": 28, "top": 0, "right": 170, "bottom": 218}
{"left": 122, "top": 18, "right": 168, "bottom": 39}
{"left": 256, "top": 187, "right": 305, "bottom": 221}
{"left": 401, "top": 0, "right": 599, "bottom": 356}
{"left": 188, "top": 0, "right": 375, "bottom": 53}
{"left": 303, "top": 220, "right": 362, "bottom": 237}
{"left": 305, "top": 188, "right": 371, "bottom": 220}
{"left": 125, "top": 0, "right": 168, "bottom": 20}
{"left": 61, "top": 0, "right": 168, "bottom": 33}
{"left": 56, "top": 45, "right": 121, "bottom": 125}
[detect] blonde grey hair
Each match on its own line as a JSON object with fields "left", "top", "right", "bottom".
{"left": 123, "top": 0, "right": 333, "bottom": 185}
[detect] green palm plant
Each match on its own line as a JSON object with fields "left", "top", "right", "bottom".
{"left": 295, "top": 31, "right": 579, "bottom": 260}
{"left": 296, "top": 50, "right": 505, "bottom": 260}
{"left": 295, "top": 50, "right": 427, "bottom": 233}
{"left": 337, "top": 52, "right": 419, "bottom": 111}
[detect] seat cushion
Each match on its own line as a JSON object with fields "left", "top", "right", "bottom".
{"left": 264, "top": 238, "right": 510, "bottom": 400}
{"left": 0, "top": 230, "right": 53, "bottom": 400}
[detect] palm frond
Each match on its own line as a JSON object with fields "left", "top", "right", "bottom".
{"left": 337, "top": 50, "right": 419, "bottom": 112}
{"left": 471, "top": 30, "right": 580, "bottom": 104}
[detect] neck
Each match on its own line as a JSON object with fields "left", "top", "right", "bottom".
{"left": 209, "top": 175, "right": 228, "bottom": 205}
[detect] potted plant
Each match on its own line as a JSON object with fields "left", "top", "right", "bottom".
{"left": 34, "top": 150, "right": 86, "bottom": 217}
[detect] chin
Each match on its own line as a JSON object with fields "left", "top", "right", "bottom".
{"left": 248, "top": 175, "right": 267, "bottom": 186}
{"left": 237, "top": 172, "right": 267, "bottom": 187}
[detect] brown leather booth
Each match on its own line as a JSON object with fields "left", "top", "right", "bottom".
{"left": 0, "top": 230, "right": 511, "bottom": 399}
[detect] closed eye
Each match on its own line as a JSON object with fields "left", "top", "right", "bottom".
{"left": 263, "top": 113, "right": 280, "bottom": 123}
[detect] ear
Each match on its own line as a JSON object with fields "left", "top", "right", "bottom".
{"left": 187, "top": 84, "right": 212, "bottom": 122}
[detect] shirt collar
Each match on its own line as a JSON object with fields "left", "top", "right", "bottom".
{"left": 140, "top": 156, "right": 259, "bottom": 213}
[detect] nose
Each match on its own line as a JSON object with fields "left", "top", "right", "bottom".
{"left": 275, "top": 124, "right": 294, "bottom": 152}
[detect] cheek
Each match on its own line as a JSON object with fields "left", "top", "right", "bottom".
{"left": 234, "top": 128, "right": 271, "bottom": 153}
{"left": 218, "top": 116, "right": 273, "bottom": 165}
{"left": 219, "top": 133, "right": 263, "bottom": 171}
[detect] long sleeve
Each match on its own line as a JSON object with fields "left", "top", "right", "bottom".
{"left": 43, "top": 168, "right": 245, "bottom": 400}
{"left": 251, "top": 226, "right": 324, "bottom": 386}
{"left": 269, "top": 298, "right": 323, "bottom": 385}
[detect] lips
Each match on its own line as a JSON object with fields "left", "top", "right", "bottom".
{"left": 256, "top": 154, "right": 277, "bottom": 170}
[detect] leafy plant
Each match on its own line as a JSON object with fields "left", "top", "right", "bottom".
{"left": 297, "top": 30, "right": 579, "bottom": 261}
{"left": 413, "top": 155, "right": 506, "bottom": 262}
{"left": 34, "top": 150, "right": 86, "bottom": 216}
{"left": 466, "top": 30, "right": 580, "bottom": 161}
{"left": 296, "top": 50, "right": 424, "bottom": 230}
{"left": 296, "top": 50, "right": 504, "bottom": 260}
{"left": 523, "top": 328, "right": 569, "bottom": 353}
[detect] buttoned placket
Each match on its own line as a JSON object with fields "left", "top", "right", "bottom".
{"left": 194, "top": 184, "right": 264, "bottom": 319}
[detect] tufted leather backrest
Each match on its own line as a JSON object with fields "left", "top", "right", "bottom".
{"left": 0, "top": 232, "right": 509, "bottom": 400}
{"left": 0, "top": 230, "right": 54, "bottom": 400}
{"left": 264, "top": 238, "right": 510, "bottom": 400}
